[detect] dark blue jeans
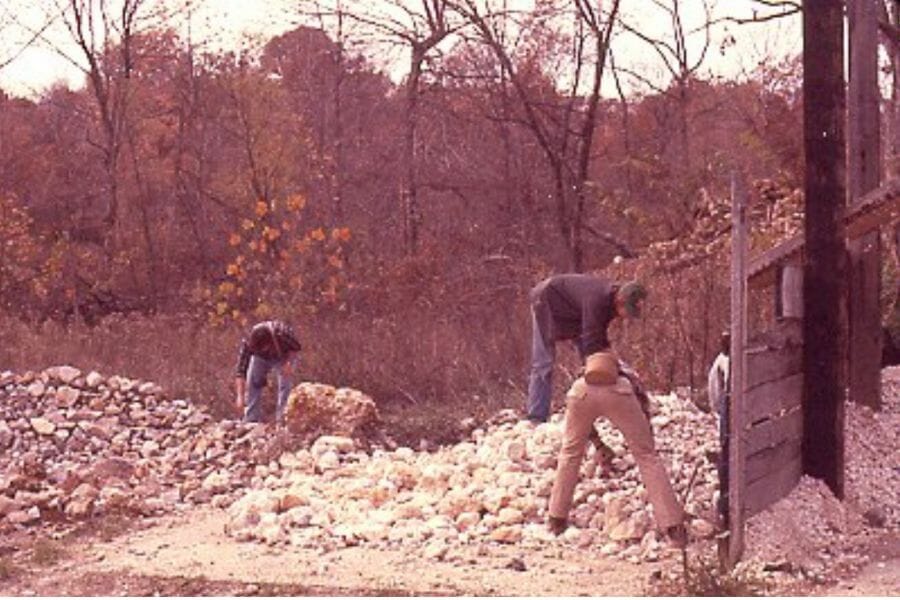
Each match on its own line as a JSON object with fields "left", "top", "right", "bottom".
{"left": 717, "top": 392, "right": 730, "bottom": 522}
{"left": 244, "top": 355, "right": 292, "bottom": 423}
{"left": 527, "top": 309, "right": 555, "bottom": 422}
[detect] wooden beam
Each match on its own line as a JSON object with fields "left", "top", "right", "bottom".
{"left": 748, "top": 236, "right": 805, "bottom": 281}
{"left": 747, "top": 180, "right": 897, "bottom": 286}
{"left": 802, "top": 0, "right": 847, "bottom": 500}
{"left": 724, "top": 173, "right": 748, "bottom": 569}
{"left": 848, "top": 230, "right": 883, "bottom": 408}
{"left": 847, "top": 0, "right": 884, "bottom": 413}
{"left": 848, "top": 0, "right": 881, "bottom": 201}
{"left": 845, "top": 195, "right": 900, "bottom": 238}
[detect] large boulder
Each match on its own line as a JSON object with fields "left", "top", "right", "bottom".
{"left": 284, "top": 382, "right": 379, "bottom": 437}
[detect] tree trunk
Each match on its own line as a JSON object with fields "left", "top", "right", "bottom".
{"left": 403, "top": 47, "right": 425, "bottom": 255}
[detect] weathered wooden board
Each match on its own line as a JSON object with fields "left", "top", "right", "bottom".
{"left": 747, "top": 407, "right": 803, "bottom": 455}
{"left": 745, "top": 453, "right": 803, "bottom": 518}
{"left": 745, "top": 372, "right": 804, "bottom": 424}
{"left": 726, "top": 173, "right": 749, "bottom": 568}
{"left": 746, "top": 437, "right": 802, "bottom": 485}
{"left": 745, "top": 345, "right": 803, "bottom": 391}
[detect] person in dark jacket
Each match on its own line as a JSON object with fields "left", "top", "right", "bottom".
{"left": 234, "top": 320, "right": 302, "bottom": 424}
{"left": 526, "top": 274, "right": 647, "bottom": 423}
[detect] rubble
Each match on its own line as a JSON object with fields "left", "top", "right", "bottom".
{"left": 0, "top": 366, "right": 377, "bottom": 531}
{"left": 2, "top": 363, "right": 896, "bottom": 589}
{"left": 223, "top": 390, "right": 722, "bottom": 562}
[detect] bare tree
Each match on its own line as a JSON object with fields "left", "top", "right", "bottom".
{"left": 708, "top": 0, "right": 800, "bottom": 26}
{"left": 617, "top": 0, "right": 713, "bottom": 171}
{"left": 453, "top": 0, "right": 631, "bottom": 271}
{"left": 51, "top": 0, "right": 149, "bottom": 234}
{"left": 309, "top": 0, "right": 462, "bottom": 255}
{"left": 0, "top": 4, "right": 61, "bottom": 71}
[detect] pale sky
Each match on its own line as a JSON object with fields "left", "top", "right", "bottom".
{"left": 0, "top": 0, "right": 801, "bottom": 99}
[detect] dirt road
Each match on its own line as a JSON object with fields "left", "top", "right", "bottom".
{"left": 3, "top": 506, "right": 897, "bottom": 596}
{"left": 1, "top": 507, "right": 657, "bottom": 596}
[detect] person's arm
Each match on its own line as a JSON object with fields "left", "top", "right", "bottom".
{"left": 282, "top": 352, "right": 298, "bottom": 376}
{"left": 234, "top": 376, "right": 245, "bottom": 415}
{"left": 619, "top": 359, "right": 652, "bottom": 420}
{"left": 588, "top": 427, "right": 616, "bottom": 462}
{"left": 234, "top": 338, "right": 251, "bottom": 415}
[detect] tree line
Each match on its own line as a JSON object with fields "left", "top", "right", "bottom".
{"left": 1, "top": 1, "right": 895, "bottom": 409}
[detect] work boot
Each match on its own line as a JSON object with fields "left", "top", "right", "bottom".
{"left": 666, "top": 522, "right": 688, "bottom": 549}
{"left": 548, "top": 516, "right": 568, "bottom": 536}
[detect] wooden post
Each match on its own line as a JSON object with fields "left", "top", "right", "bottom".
{"left": 848, "top": 0, "right": 881, "bottom": 199}
{"left": 848, "top": 0, "right": 883, "bottom": 410}
{"left": 848, "top": 230, "right": 882, "bottom": 408}
{"left": 802, "top": 0, "right": 847, "bottom": 499}
{"left": 723, "top": 172, "right": 748, "bottom": 569}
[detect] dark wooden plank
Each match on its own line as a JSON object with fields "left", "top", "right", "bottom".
{"left": 846, "top": 198, "right": 900, "bottom": 238}
{"left": 848, "top": 230, "right": 883, "bottom": 409}
{"left": 747, "top": 407, "right": 803, "bottom": 455}
{"left": 848, "top": 0, "right": 885, "bottom": 413}
{"left": 746, "top": 437, "right": 802, "bottom": 485}
{"left": 745, "top": 372, "right": 804, "bottom": 424}
{"left": 847, "top": 0, "right": 881, "bottom": 204}
{"left": 848, "top": 175, "right": 899, "bottom": 217}
{"left": 745, "top": 454, "right": 803, "bottom": 518}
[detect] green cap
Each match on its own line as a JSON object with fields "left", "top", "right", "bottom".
{"left": 619, "top": 281, "right": 648, "bottom": 317}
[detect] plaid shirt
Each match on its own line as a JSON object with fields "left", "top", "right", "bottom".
{"left": 235, "top": 320, "right": 302, "bottom": 377}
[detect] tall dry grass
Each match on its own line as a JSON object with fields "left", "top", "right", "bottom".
{"left": 0, "top": 288, "right": 544, "bottom": 441}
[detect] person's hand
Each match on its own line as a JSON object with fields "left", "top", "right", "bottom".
{"left": 637, "top": 389, "right": 652, "bottom": 420}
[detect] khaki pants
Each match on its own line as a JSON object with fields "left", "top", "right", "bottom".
{"left": 549, "top": 376, "right": 684, "bottom": 530}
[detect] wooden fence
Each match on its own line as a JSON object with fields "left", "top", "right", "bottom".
{"left": 721, "top": 176, "right": 898, "bottom": 568}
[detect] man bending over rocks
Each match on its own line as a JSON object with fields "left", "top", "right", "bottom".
{"left": 234, "top": 320, "right": 302, "bottom": 424}
{"left": 526, "top": 274, "right": 646, "bottom": 423}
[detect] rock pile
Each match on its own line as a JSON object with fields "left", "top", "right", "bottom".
{"left": 0, "top": 366, "right": 363, "bottom": 530}
{"left": 224, "top": 391, "right": 722, "bottom": 562}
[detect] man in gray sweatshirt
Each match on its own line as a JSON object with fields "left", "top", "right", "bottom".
{"left": 526, "top": 273, "right": 646, "bottom": 423}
